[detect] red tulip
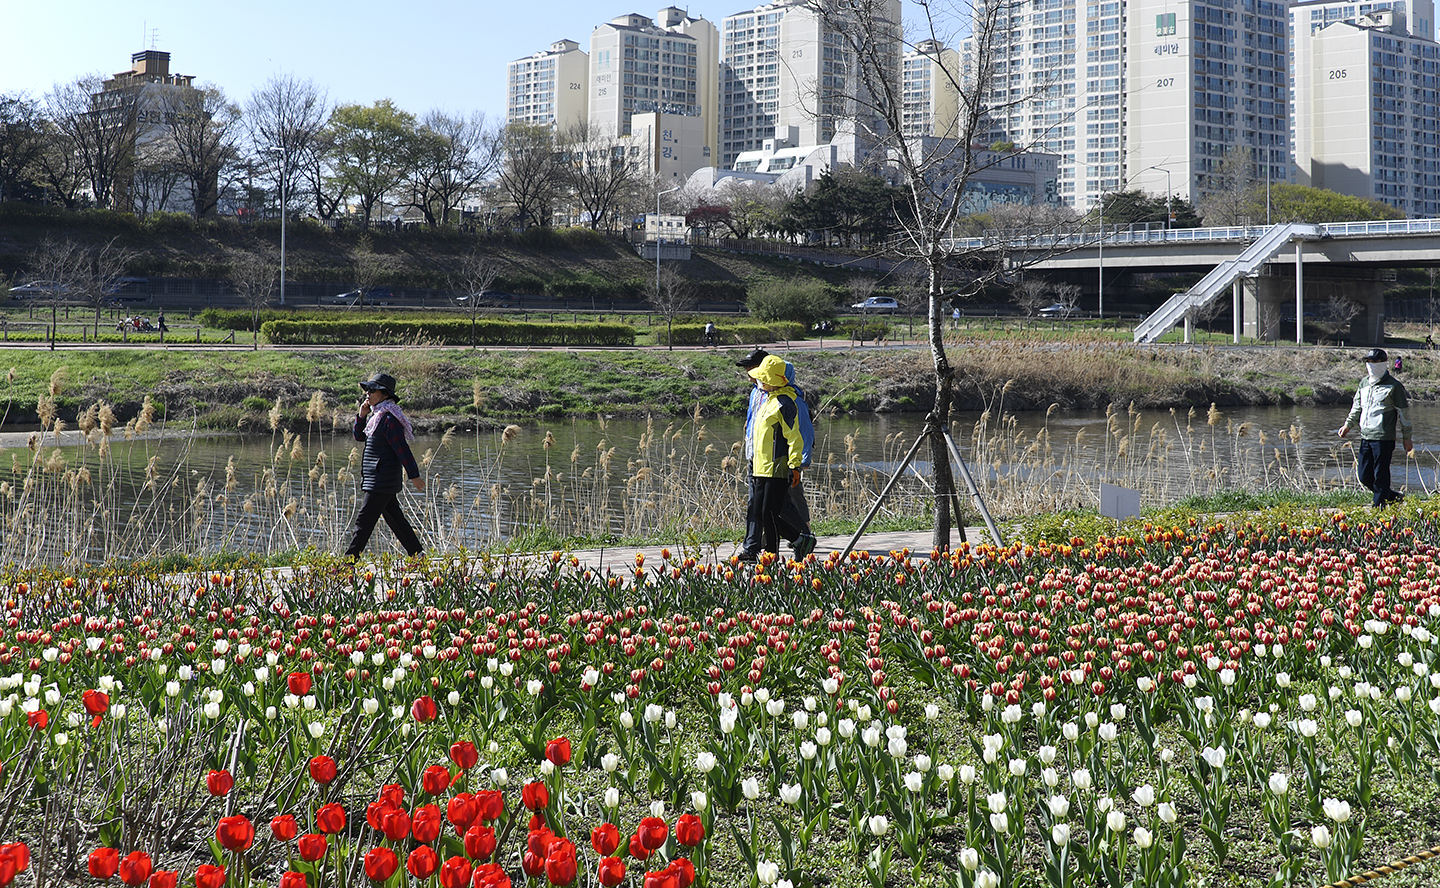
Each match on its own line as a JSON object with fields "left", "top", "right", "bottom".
{"left": 642, "top": 869, "right": 678, "bottom": 888}
{"left": 271, "top": 814, "right": 298, "bottom": 842}
{"left": 637, "top": 816, "right": 668, "bottom": 851}
{"left": 26, "top": 709, "right": 46, "bottom": 730}
{"left": 205, "top": 769, "right": 234, "bottom": 797}
{"left": 0, "top": 855, "right": 15, "bottom": 888}
{"left": 366, "top": 800, "right": 398, "bottom": 832}
{"left": 544, "top": 737, "right": 571, "bottom": 767}
{"left": 527, "top": 828, "right": 556, "bottom": 859}
{"left": 446, "top": 793, "right": 478, "bottom": 832}
{"left": 412, "top": 804, "right": 443, "bottom": 843}
{"left": 215, "top": 815, "right": 255, "bottom": 852}
{"left": 670, "top": 858, "right": 696, "bottom": 888}
{"left": 0, "top": 844, "right": 27, "bottom": 888}
{"left": 278, "top": 872, "right": 307, "bottom": 888}
{"left": 591, "top": 823, "right": 621, "bottom": 857}
{"left": 287, "top": 672, "right": 312, "bottom": 695}
{"left": 315, "top": 803, "right": 346, "bottom": 834}
{"left": 88, "top": 847, "right": 120, "bottom": 879}
{"left": 544, "top": 838, "right": 577, "bottom": 886}
{"left": 521, "top": 851, "right": 546, "bottom": 879}
{"left": 521, "top": 781, "right": 549, "bottom": 811}
{"left": 83, "top": 689, "right": 109, "bottom": 726}
{"left": 449, "top": 740, "right": 478, "bottom": 770}
{"left": 472, "top": 863, "right": 511, "bottom": 888}
{"left": 597, "top": 857, "right": 626, "bottom": 888}
{"left": 407, "top": 847, "right": 438, "bottom": 880}
{"left": 464, "top": 824, "right": 497, "bottom": 861}
{"left": 194, "top": 864, "right": 225, "bottom": 888}
{"left": 147, "top": 872, "right": 177, "bottom": 888}
{"left": 439, "top": 855, "right": 471, "bottom": 888}
{"left": 364, "top": 848, "right": 399, "bottom": 882}
{"left": 308, "top": 755, "right": 337, "bottom": 785}
{"left": 381, "top": 808, "right": 411, "bottom": 842}
{"left": 474, "top": 789, "right": 505, "bottom": 822}
{"left": 422, "top": 764, "right": 451, "bottom": 796}
{"left": 297, "top": 834, "right": 328, "bottom": 863}
{"left": 117, "top": 851, "right": 152, "bottom": 887}
{"left": 410, "top": 695, "right": 438, "bottom": 723}
{"left": 675, "top": 813, "right": 704, "bottom": 847}
{"left": 628, "top": 833, "right": 651, "bottom": 861}
{"left": 379, "top": 783, "right": 405, "bottom": 806}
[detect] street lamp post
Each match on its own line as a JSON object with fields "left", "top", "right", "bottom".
{"left": 656, "top": 185, "right": 681, "bottom": 300}
{"left": 268, "top": 146, "right": 287, "bottom": 306}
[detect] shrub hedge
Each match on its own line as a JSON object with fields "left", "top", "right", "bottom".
{"left": 260, "top": 318, "right": 636, "bottom": 347}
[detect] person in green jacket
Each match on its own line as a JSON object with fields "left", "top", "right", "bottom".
{"left": 738, "top": 355, "right": 817, "bottom": 562}
{"left": 1338, "top": 348, "right": 1414, "bottom": 507}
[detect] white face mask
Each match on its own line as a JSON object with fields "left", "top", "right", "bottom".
{"left": 1366, "top": 361, "right": 1387, "bottom": 380}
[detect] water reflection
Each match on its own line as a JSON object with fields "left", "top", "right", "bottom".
{"left": 1, "top": 402, "right": 1435, "bottom": 565}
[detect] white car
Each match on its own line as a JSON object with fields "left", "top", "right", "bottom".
{"left": 852, "top": 296, "right": 899, "bottom": 313}
{"left": 8, "top": 280, "right": 69, "bottom": 299}
{"left": 1038, "top": 302, "right": 1077, "bottom": 317}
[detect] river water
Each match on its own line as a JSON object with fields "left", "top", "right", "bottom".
{"left": 4, "top": 402, "right": 1437, "bottom": 564}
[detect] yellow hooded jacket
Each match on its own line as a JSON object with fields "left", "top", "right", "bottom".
{"left": 750, "top": 385, "right": 804, "bottom": 478}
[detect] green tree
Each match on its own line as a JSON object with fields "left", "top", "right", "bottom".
{"left": 783, "top": 169, "right": 903, "bottom": 247}
{"left": 326, "top": 100, "right": 418, "bottom": 227}
{"left": 0, "top": 92, "right": 45, "bottom": 203}
{"left": 1100, "top": 189, "right": 1202, "bottom": 228}
{"left": 1263, "top": 183, "right": 1404, "bottom": 223}
{"left": 745, "top": 276, "right": 835, "bottom": 326}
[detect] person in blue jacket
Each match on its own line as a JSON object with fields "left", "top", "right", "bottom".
{"left": 736, "top": 350, "right": 816, "bottom": 561}
{"left": 345, "top": 372, "right": 426, "bottom": 558}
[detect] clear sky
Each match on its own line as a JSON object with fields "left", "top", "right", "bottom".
{"left": 2, "top": 0, "right": 949, "bottom": 127}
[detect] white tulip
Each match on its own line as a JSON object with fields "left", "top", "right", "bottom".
{"left": 1253, "top": 712, "right": 1272, "bottom": 730}
{"left": 914, "top": 754, "right": 932, "bottom": 772}
{"left": 651, "top": 800, "right": 666, "bottom": 818}
{"left": 1299, "top": 693, "right": 1317, "bottom": 711}
{"left": 756, "top": 861, "right": 779, "bottom": 885}
{"left": 362, "top": 698, "right": 379, "bottom": 716}
{"left": 959, "top": 764, "right": 977, "bottom": 784}
{"left": 986, "top": 791, "right": 1008, "bottom": 813}
{"left": 742, "top": 777, "right": 761, "bottom": 800}
{"left": 1312, "top": 824, "right": 1333, "bottom": 849}
{"left": 1106, "top": 810, "right": 1126, "bottom": 832}
{"left": 868, "top": 814, "right": 889, "bottom": 836}
{"left": 1346, "top": 709, "right": 1363, "bottom": 728}
{"left": 697, "top": 751, "right": 717, "bottom": 773}
{"left": 1047, "top": 795, "right": 1070, "bottom": 818}
{"left": 1042, "top": 767, "right": 1059, "bottom": 788}
{"left": 604, "top": 787, "right": 620, "bottom": 808}
{"left": 799, "top": 741, "right": 817, "bottom": 761}
{"left": 816, "top": 727, "right": 832, "bottom": 746}
{"left": 1008, "top": 758, "right": 1027, "bottom": 777}
{"left": 792, "top": 710, "right": 809, "bottom": 731}
{"left": 1323, "top": 798, "right": 1352, "bottom": 823}
{"left": 1132, "top": 784, "right": 1156, "bottom": 807}
{"left": 1158, "top": 802, "right": 1177, "bottom": 824}
{"left": 976, "top": 870, "right": 999, "bottom": 888}
{"left": 989, "top": 812, "right": 1009, "bottom": 832}
{"left": 692, "top": 790, "right": 708, "bottom": 811}
{"left": 1052, "top": 823, "right": 1070, "bottom": 846}
{"left": 1268, "top": 772, "right": 1289, "bottom": 795}
{"left": 1072, "top": 769, "right": 1092, "bottom": 791}
{"left": 601, "top": 753, "right": 619, "bottom": 773}
{"left": 1133, "top": 826, "right": 1153, "bottom": 849}
{"left": 491, "top": 768, "right": 508, "bottom": 786}
{"left": 1039, "top": 745, "right": 1057, "bottom": 765}
{"left": 903, "top": 771, "right": 923, "bottom": 792}
{"left": 307, "top": 721, "right": 324, "bottom": 738}
{"left": 960, "top": 847, "right": 979, "bottom": 870}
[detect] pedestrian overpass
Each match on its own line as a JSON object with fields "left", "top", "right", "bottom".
{"left": 945, "top": 218, "right": 1440, "bottom": 345}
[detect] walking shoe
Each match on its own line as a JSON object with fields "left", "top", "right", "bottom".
{"left": 735, "top": 550, "right": 759, "bottom": 564}
{"left": 792, "top": 532, "right": 817, "bottom": 560}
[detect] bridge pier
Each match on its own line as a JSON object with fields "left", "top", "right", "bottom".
{"left": 1244, "top": 266, "right": 1386, "bottom": 345}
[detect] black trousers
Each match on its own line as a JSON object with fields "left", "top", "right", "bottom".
{"left": 1357, "top": 439, "right": 1400, "bottom": 506}
{"left": 743, "top": 474, "right": 806, "bottom": 554}
{"left": 345, "top": 488, "right": 423, "bottom": 557}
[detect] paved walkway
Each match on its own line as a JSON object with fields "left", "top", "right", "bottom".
{"left": 533, "top": 526, "right": 992, "bottom": 574}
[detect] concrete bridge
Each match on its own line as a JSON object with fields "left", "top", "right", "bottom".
{"left": 946, "top": 218, "right": 1440, "bottom": 345}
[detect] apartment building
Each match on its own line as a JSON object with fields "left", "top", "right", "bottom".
{"left": 1292, "top": 10, "right": 1440, "bottom": 216}
{"left": 589, "top": 9, "right": 718, "bottom": 163}
{"left": 507, "top": 39, "right": 590, "bottom": 129}
{"left": 720, "top": 0, "right": 902, "bottom": 169}
{"left": 902, "top": 40, "right": 961, "bottom": 139}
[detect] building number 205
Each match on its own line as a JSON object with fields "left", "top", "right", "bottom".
{"left": 1329, "top": 69, "right": 1348, "bottom": 78}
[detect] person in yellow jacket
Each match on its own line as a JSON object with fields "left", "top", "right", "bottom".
{"left": 738, "top": 355, "right": 817, "bottom": 562}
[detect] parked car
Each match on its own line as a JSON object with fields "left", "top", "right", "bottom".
{"left": 8, "top": 280, "right": 69, "bottom": 299}
{"left": 851, "top": 296, "right": 899, "bottom": 313}
{"left": 1039, "top": 302, "right": 1078, "bottom": 318}
{"left": 332, "top": 287, "right": 394, "bottom": 305}
{"left": 455, "top": 290, "right": 514, "bottom": 306}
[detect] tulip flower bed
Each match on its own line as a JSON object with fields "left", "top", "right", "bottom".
{"left": 1, "top": 508, "right": 1440, "bottom": 887}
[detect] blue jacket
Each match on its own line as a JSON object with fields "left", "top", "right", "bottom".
{"left": 745, "top": 361, "right": 813, "bottom": 467}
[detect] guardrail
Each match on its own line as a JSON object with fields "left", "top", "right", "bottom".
{"left": 944, "top": 217, "right": 1440, "bottom": 253}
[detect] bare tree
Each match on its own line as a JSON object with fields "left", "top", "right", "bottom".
{"left": 230, "top": 251, "right": 277, "bottom": 350}
{"left": 1196, "top": 145, "right": 1258, "bottom": 227}
{"left": 803, "top": 0, "right": 1063, "bottom": 546}
{"left": 349, "top": 235, "right": 393, "bottom": 308}
{"left": 45, "top": 75, "right": 140, "bottom": 210}
{"left": 496, "top": 122, "right": 561, "bottom": 229}
{"left": 1052, "top": 282, "right": 1083, "bottom": 316}
{"left": 404, "top": 111, "right": 500, "bottom": 226}
{"left": 73, "top": 238, "right": 135, "bottom": 340}
{"left": 454, "top": 250, "right": 500, "bottom": 347}
{"left": 32, "top": 119, "right": 87, "bottom": 209}
{"left": 244, "top": 74, "right": 331, "bottom": 218}
{"left": 1014, "top": 277, "right": 1051, "bottom": 316}
{"left": 24, "top": 239, "right": 88, "bottom": 351}
{"left": 160, "top": 85, "right": 243, "bottom": 217}
{"left": 559, "top": 120, "right": 644, "bottom": 231}
{"left": 651, "top": 264, "right": 696, "bottom": 350}
{"left": 129, "top": 137, "right": 184, "bottom": 216}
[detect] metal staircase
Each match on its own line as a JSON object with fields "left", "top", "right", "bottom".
{"left": 1133, "top": 223, "right": 1321, "bottom": 343}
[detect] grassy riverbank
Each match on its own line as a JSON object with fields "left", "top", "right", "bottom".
{"left": 0, "top": 337, "right": 1435, "bottom": 431}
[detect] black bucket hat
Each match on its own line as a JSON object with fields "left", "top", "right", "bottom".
{"left": 735, "top": 348, "right": 770, "bottom": 369}
{"left": 359, "top": 372, "right": 399, "bottom": 401}
{"left": 1363, "top": 348, "right": 1388, "bottom": 363}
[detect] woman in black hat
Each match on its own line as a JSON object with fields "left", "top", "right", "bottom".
{"left": 345, "top": 372, "right": 426, "bottom": 558}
